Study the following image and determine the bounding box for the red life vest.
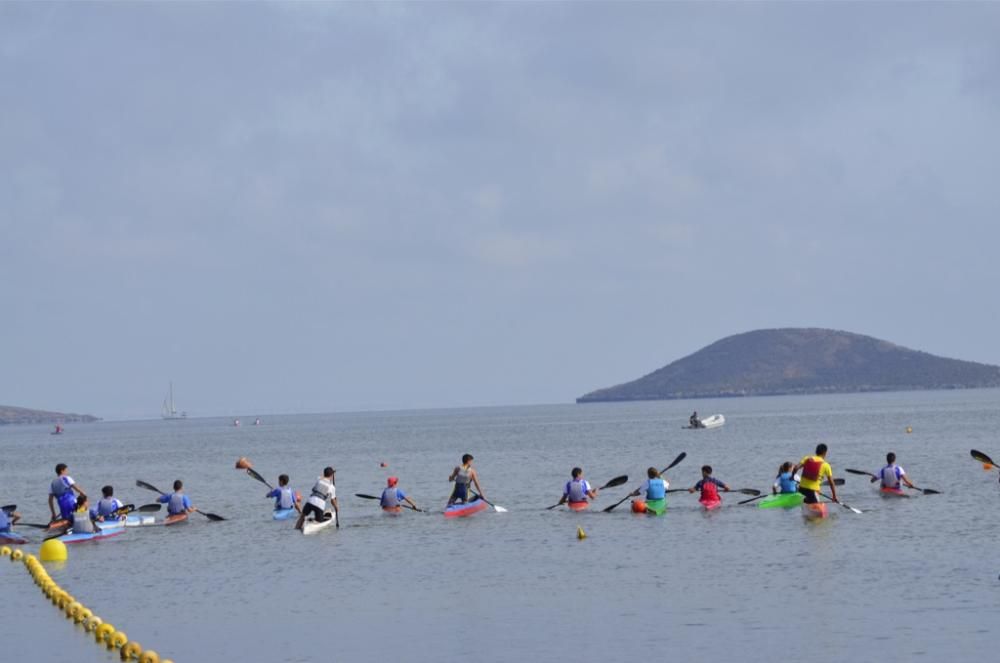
[802,457,823,482]
[701,481,719,501]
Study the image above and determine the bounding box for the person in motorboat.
[267,474,301,512]
[772,462,798,494]
[48,463,86,523]
[689,465,730,503]
[876,452,916,492]
[793,444,838,505]
[92,485,125,522]
[689,412,704,429]
[158,480,196,516]
[557,467,598,508]
[447,454,485,506]
[381,476,420,511]
[295,467,339,530]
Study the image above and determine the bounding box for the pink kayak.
[700,497,722,511]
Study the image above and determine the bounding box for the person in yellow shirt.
[793,443,839,505]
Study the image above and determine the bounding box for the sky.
[2,2,999,419]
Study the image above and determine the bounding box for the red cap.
[387,476,398,487]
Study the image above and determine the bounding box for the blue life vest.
[776,472,798,494]
[381,487,400,508]
[97,498,122,518]
[566,479,589,502]
[167,492,187,515]
[645,478,666,500]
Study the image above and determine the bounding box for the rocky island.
[577,328,1000,403]
[0,404,100,425]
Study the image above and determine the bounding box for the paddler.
[793,443,838,505]
[689,412,702,428]
[266,474,301,512]
[629,467,668,502]
[688,465,730,502]
[557,467,598,508]
[381,477,420,511]
[0,506,21,533]
[70,494,100,534]
[48,463,86,523]
[447,454,485,506]
[772,462,798,494]
[158,480,196,516]
[295,466,339,530]
[92,485,125,522]
[876,452,916,491]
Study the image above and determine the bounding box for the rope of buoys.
[3,550,173,663]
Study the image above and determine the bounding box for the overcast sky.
[2,2,998,419]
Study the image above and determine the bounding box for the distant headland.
[577,328,1000,403]
[0,405,100,425]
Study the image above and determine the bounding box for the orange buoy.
[631,499,647,513]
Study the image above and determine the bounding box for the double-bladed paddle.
[603,452,686,513]
[971,449,999,477]
[738,478,846,506]
[355,493,421,512]
[237,458,303,514]
[472,492,507,513]
[545,474,629,510]
[135,480,226,521]
[819,492,862,514]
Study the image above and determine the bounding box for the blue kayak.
[59,528,125,544]
[273,508,297,520]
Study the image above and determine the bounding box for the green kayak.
[758,492,804,509]
[645,498,667,516]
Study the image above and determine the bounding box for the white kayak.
[685,414,725,429]
[301,512,337,535]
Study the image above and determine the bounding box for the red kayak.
[164,513,189,526]
[567,501,590,512]
[382,506,403,514]
[444,498,489,518]
[801,502,829,520]
[880,487,909,498]
[700,497,722,511]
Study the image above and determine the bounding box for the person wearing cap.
[380,477,420,512]
[447,453,484,506]
[296,466,339,530]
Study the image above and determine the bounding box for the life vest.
[776,472,798,494]
[645,478,666,500]
[381,487,400,508]
[566,479,589,502]
[97,498,122,518]
[801,457,824,482]
[455,465,471,485]
[308,478,335,509]
[880,465,901,489]
[277,487,296,510]
[167,492,187,515]
[72,510,96,534]
[700,480,720,501]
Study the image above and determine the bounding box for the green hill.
[0,404,100,425]
[577,328,1000,403]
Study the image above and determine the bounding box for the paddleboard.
[302,512,336,535]
[0,532,28,544]
[59,528,125,544]
[444,497,489,518]
[273,508,298,520]
[759,492,805,509]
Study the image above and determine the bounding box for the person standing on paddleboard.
[772,462,798,494]
[447,454,485,506]
[267,474,300,512]
[48,463,86,523]
[158,480,197,516]
[876,452,916,491]
[381,477,420,511]
[689,465,730,503]
[557,467,598,508]
[296,467,339,530]
[793,444,838,505]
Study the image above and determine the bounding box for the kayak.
[645,498,667,516]
[382,506,403,514]
[880,487,909,498]
[124,515,156,527]
[567,501,590,512]
[59,528,125,544]
[164,513,189,526]
[684,414,725,429]
[801,502,829,520]
[0,531,27,544]
[700,497,722,511]
[273,508,298,520]
[302,512,336,535]
[444,497,489,519]
[759,492,805,509]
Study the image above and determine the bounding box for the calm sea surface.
[3,390,999,662]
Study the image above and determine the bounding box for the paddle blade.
[599,475,629,490]
[1,504,15,514]
[970,449,995,465]
[246,468,271,487]
[235,456,253,470]
[833,478,846,486]
[355,493,380,500]
[845,468,875,477]
[921,488,941,495]
[662,452,687,473]
[198,511,226,521]
[737,494,767,505]
[136,480,165,495]
[736,488,761,496]
[137,503,162,512]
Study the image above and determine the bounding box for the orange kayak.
[801,502,829,520]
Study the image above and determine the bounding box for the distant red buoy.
[379,462,388,468]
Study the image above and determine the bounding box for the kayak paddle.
[545,474,629,509]
[906,485,941,495]
[735,488,761,496]
[604,453,687,512]
[14,522,53,529]
[970,449,998,471]
[1,504,15,514]
[138,503,162,512]
[472,492,507,513]
[355,493,421,511]
[136,480,226,521]
[819,492,862,514]
[737,494,768,505]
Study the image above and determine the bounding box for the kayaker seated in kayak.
[296,467,339,530]
[92,485,125,522]
[0,507,21,533]
[793,443,838,505]
[71,495,100,534]
[267,474,301,512]
[447,454,485,506]
[558,467,598,507]
[689,412,703,428]
[877,452,916,491]
[381,477,420,511]
[48,462,86,523]
[158,480,196,516]
[689,465,730,503]
[772,462,798,494]
[630,467,669,501]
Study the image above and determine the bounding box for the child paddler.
[158,480,196,516]
[876,452,916,492]
[447,454,485,506]
[0,507,21,534]
[92,485,125,522]
[629,467,668,512]
[381,477,420,511]
[70,494,99,534]
[48,463,86,524]
[689,465,730,506]
[772,462,798,494]
[267,474,301,512]
[557,467,598,508]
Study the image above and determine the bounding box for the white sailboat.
[162,382,187,420]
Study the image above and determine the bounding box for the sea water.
[2,389,998,662]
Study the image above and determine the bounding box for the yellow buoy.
[85,616,103,632]
[121,641,142,660]
[139,651,160,663]
[1,546,11,557]
[39,539,68,562]
[109,630,128,649]
[577,526,586,540]
[905,426,912,434]
[96,622,115,643]
[11,549,23,561]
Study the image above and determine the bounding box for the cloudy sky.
[2,2,998,419]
